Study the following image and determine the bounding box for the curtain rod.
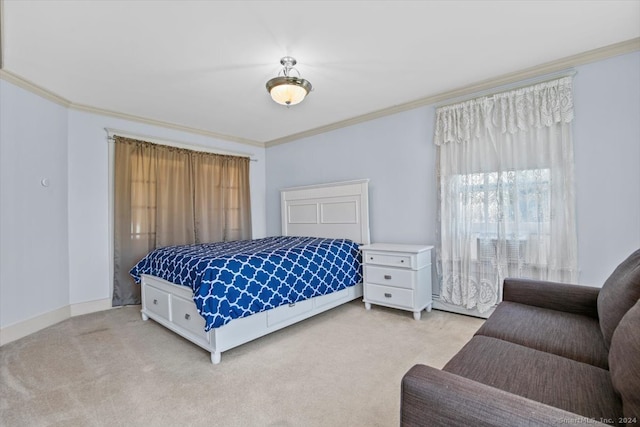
[435,69,577,110]
[104,128,258,162]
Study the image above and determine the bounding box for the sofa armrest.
[401,365,608,427]
[503,278,600,318]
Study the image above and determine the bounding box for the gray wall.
[267,106,437,246]
[1,80,70,326]
[573,51,640,284]
[266,51,640,287]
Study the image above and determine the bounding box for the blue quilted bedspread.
[130,236,362,331]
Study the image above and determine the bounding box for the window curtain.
[434,76,578,313]
[113,136,252,306]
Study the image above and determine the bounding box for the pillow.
[597,249,640,349]
[608,299,640,420]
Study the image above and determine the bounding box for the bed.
[130,179,370,364]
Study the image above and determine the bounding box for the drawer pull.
[153,299,158,305]
[400,260,405,263]
[370,257,374,260]
[289,303,296,307]
[384,293,392,298]
[184,313,190,320]
[384,274,392,280]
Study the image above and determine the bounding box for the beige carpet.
[1,301,484,427]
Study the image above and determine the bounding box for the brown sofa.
[401,249,640,426]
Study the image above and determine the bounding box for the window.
[435,76,578,313]
[130,161,157,241]
[456,168,551,264]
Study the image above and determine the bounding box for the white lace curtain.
[435,76,578,313]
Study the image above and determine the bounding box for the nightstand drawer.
[364,265,415,289]
[364,252,413,268]
[365,284,413,308]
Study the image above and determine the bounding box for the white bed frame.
[140,179,370,364]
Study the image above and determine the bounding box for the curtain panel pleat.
[112,136,251,306]
[434,76,578,314]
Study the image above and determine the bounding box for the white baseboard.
[432,297,494,319]
[0,298,112,346]
[0,306,70,346]
[70,298,113,317]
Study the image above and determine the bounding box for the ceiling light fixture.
[266,56,312,106]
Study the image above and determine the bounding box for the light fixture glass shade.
[266,76,312,106]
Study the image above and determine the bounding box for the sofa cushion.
[475,301,609,369]
[401,365,599,427]
[609,299,640,420]
[444,336,622,423]
[503,278,600,318]
[598,249,640,349]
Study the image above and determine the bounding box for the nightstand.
[360,243,434,320]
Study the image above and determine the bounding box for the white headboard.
[281,179,370,245]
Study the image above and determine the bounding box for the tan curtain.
[193,153,252,243]
[113,136,252,306]
[154,146,195,247]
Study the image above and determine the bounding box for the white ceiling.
[2,1,639,145]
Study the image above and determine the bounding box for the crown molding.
[0,69,73,107]
[2,37,638,149]
[0,69,265,148]
[71,103,265,148]
[265,37,640,147]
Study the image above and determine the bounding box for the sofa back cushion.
[597,249,640,349]
[609,299,640,420]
